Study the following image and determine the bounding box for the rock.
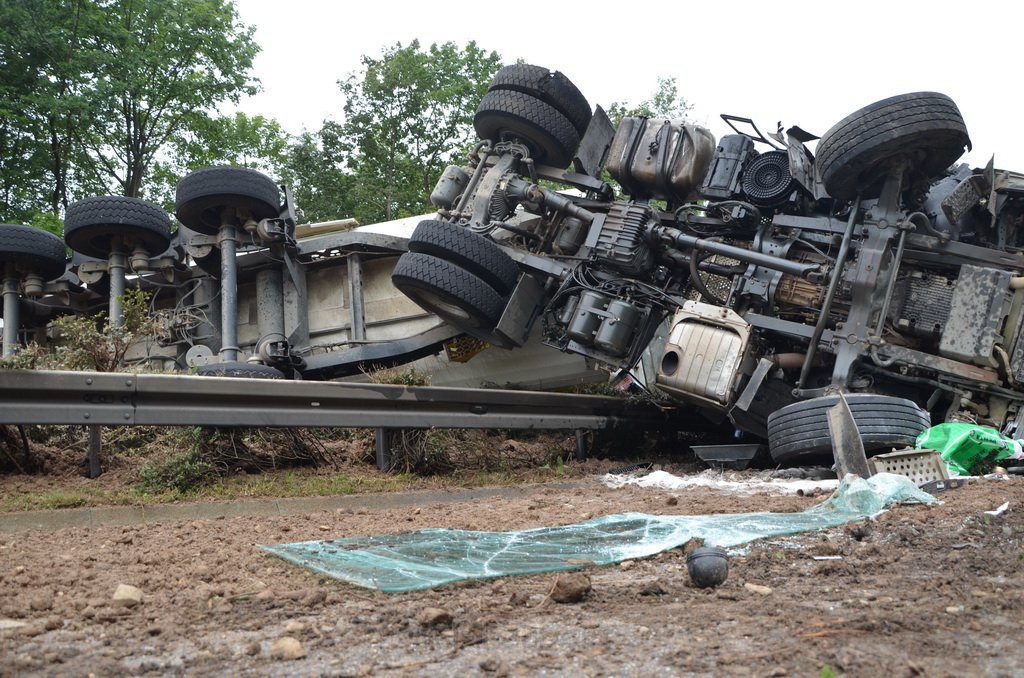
[416,607,453,627]
[28,594,53,612]
[269,636,306,660]
[112,584,143,608]
[244,641,261,656]
[283,620,306,634]
[550,573,591,603]
[479,657,508,673]
[945,605,963,615]
[744,583,773,596]
[619,560,635,571]
[0,619,28,637]
[299,589,326,607]
[639,582,666,596]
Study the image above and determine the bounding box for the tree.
[0,0,260,221]
[278,123,357,225]
[337,40,502,225]
[149,112,291,210]
[606,77,693,125]
[0,0,91,219]
[77,0,260,201]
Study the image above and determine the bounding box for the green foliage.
[335,40,502,225]
[279,125,358,224]
[47,288,157,371]
[150,112,291,210]
[819,666,837,678]
[0,0,260,220]
[606,77,693,125]
[361,364,431,386]
[137,448,215,494]
[28,211,64,239]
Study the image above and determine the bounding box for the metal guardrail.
[0,369,674,432]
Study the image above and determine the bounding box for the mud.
[1,472,1022,676]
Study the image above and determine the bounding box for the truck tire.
[816,92,971,201]
[196,361,284,379]
[64,196,172,259]
[392,252,507,333]
[0,224,67,281]
[176,166,280,235]
[407,220,519,295]
[767,393,931,464]
[487,64,592,137]
[474,90,580,169]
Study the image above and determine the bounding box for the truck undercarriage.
[3,65,1022,466]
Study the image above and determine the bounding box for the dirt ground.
[1,463,1022,677]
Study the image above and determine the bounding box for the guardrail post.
[375,427,391,471]
[575,429,588,461]
[87,425,102,479]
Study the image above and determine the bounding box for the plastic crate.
[868,448,949,486]
[444,336,489,363]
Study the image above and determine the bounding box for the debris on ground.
[261,474,933,592]
[602,469,839,495]
[917,423,1024,476]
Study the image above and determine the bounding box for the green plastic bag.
[915,423,1019,476]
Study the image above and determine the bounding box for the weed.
[46,288,158,372]
[137,449,215,494]
[360,364,430,386]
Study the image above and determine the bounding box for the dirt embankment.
[1,472,1022,676]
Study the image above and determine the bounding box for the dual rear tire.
[391,220,520,347]
[473,64,591,169]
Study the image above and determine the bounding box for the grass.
[0,463,588,513]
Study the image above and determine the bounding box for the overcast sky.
[230,0,1023,172]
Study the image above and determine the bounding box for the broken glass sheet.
[261,473,935,593]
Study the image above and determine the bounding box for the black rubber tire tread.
[816,92,970,200]
[64,196,172,259]
[0,224,67,281]
[474,90,580,168]
[488,64,591,137]
[196,361,284,379]
[407,220,519,295]
[175,166,280,235]
[391,252,506,332]
[767,394,930,463]
[769,409,928,433]
[769,420,927,449]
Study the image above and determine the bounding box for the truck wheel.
[815,92,971,201]
[407,220,519,295]
[64,196,172,259]
[0,224,67,281]
[392,251,507,334]
[767,393,931,464]
[175,166,280,235]
[196,361,284,379]
[474,90,580,169]
[487,64,592,137]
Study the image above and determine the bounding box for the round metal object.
[686,547,729,588]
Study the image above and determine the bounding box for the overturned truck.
[389,65,1024,464]
[2,64,1021,465]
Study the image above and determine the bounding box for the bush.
[137,449,215,494]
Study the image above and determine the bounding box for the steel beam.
[0,369,674,432]
[2,272,19,358]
